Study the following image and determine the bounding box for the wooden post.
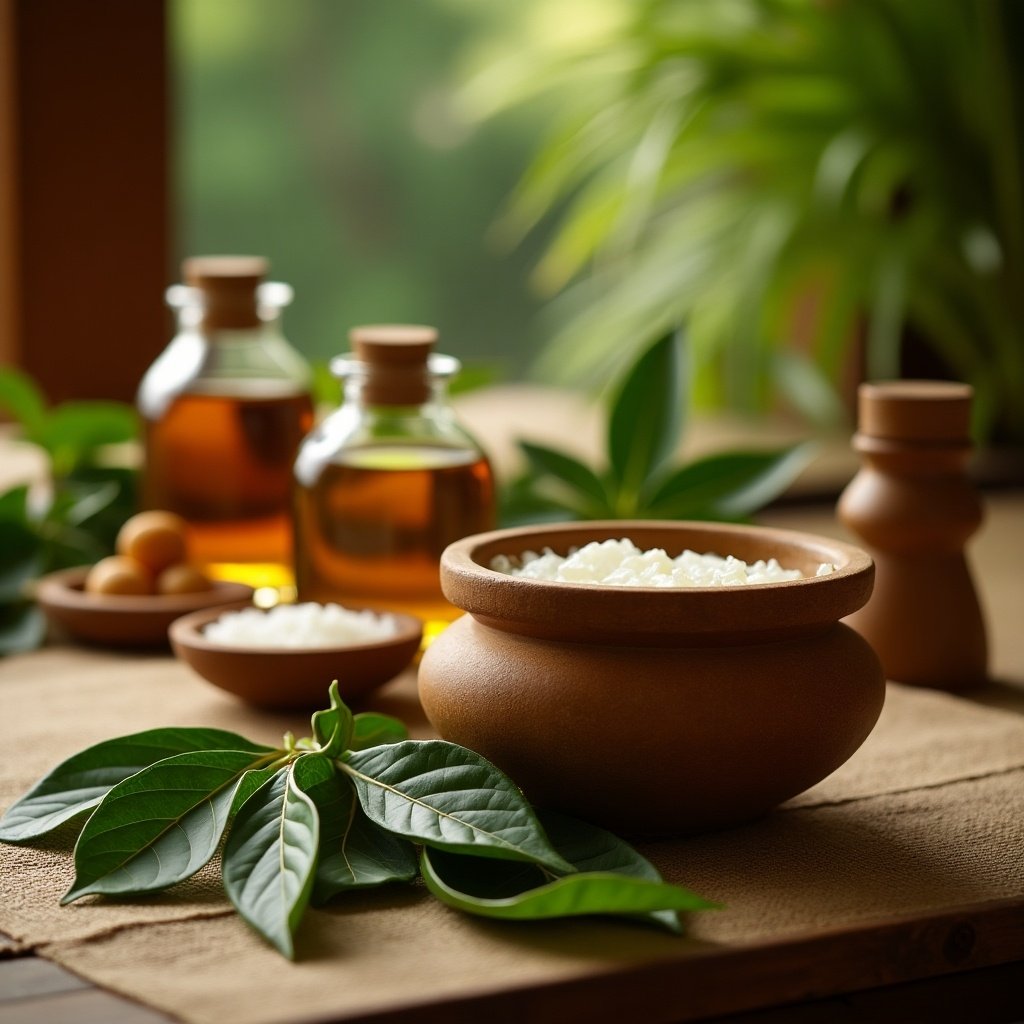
[0,0,170,404]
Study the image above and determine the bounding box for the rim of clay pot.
[440,520,874,646]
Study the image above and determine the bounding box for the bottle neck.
[342,372,451,412]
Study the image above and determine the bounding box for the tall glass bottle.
[293,324,495,625]
[138,257,314,589]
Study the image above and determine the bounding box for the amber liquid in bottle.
[294,444,494,622]
[144,384,314,588]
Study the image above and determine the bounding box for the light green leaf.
[350,712,408,752]
[311,680,353,758]
[35,402,138,474]
[303,768,417,904]
[0,728,275,844]
[607,330,684,509]
[0,369,47,435]
[223,756,322,959]
[62,747,279,902]
[341,741,573,873]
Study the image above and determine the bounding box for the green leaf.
[0,519,43,603]
[643,445,813,519]
[350,712,408,752]
[422,820,713,930]
[223,756,322,959]
[34,402,138,475]
[607,330,684,510]
[517,441,610,516]
[0,484,31,521]
[0,728,275,844]
[341,741,573,873]
[62,747,279,902]
[311,680,353,757]
[539,810,716,932]
[302,767,417,904]
[0,602,46,656]
[0,369,47,435]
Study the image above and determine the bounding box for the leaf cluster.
[0,370,139,654]
[0,682,714,959]
[503,331,812,525]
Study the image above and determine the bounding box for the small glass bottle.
[293,324,495,625]
[837,380,987,691]
[138,256,314,589]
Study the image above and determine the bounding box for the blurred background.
[3,0,1023,448]
[175,0,1024,447]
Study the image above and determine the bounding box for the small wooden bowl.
[420,520,885,837]
[169,603,423,710]
[36,567,253,648]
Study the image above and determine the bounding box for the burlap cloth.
[1,647,1022,1023]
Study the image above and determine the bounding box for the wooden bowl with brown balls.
[418,520,884,838]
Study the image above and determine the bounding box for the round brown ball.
[156,563,212,596]
[85,556,152,596]
[117,511,188,573]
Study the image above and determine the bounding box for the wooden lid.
[348,324,438,405]
[182,256,267,330]
[857,380,973,443]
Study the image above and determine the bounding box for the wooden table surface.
[1,486,1022,1023]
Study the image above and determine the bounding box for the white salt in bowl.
[170,601,423,710]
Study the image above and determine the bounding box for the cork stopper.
[857,380,973,444]
[183,256,267,330]
[348,324,439,405]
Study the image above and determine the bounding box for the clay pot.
[418,521,883,837]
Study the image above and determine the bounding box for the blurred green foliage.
[503,331,811,525]
[174,0,549,376]
[0,371,139,654]
[469,0,1024,442]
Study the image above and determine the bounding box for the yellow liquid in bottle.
[293,444,495,625]
[143,388,314,588]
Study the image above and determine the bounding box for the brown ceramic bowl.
[36,567,253,648]
[419,520,884,837]
[169,602,423,710]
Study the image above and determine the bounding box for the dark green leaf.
[643,445,813,519]
[342,741,573,872]
[0,727,273,844]
[538,810,716,931]
[0,519,43,603]
[422,843,712,929]
[350,712,408,751]
[231,764,287,815]
[0,369,47,435]
[607,330,684,508]
[311,680,353,757]
[518,441,610,515]
[0,485,31,521]
[0,602,46,656]
[62,747,279,902]
[302,767,417,904]
[223,756,321,959]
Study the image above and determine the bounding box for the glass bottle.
[837,380,987,691]
[138,257,314,589]
[293,324,495,626]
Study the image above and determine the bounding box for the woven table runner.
[1,646,1022,1022]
